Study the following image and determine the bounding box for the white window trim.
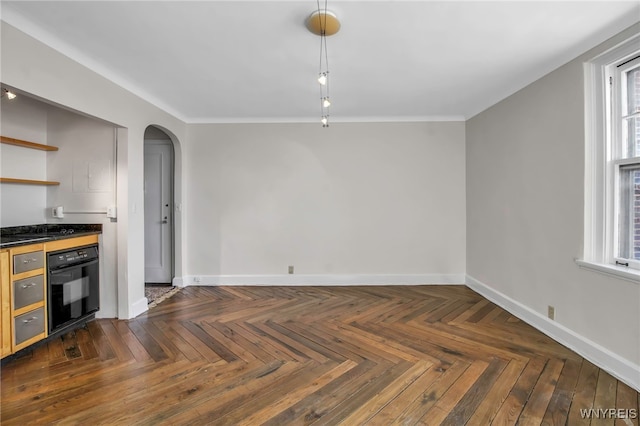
[612,57,640,270]
[581,33,640,283]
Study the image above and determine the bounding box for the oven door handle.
[49,259,99,273]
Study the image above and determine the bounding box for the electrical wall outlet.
[548,305,555,320]
[288,265,294,274]
[106,205,117,218]
[52,206,64,218]
[194,276,202,283]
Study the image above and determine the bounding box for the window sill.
[575,259,640,284]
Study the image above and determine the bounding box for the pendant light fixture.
[306,3,340,127]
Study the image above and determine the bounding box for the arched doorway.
[144,126,175,284]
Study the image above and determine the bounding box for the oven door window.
[49,260,99,332]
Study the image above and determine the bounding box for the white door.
[144,140,173,283]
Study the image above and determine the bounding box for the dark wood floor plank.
[242,320,309,362]
[339,359,433,424]
[567,360,601,425]
[401,320,529,364]
[215,321,279,364]
[126,319,168,362]
[221,360,357,425]
[3,358,188,424]
[417,359,490,424]
[86,319,116,361]
[168,320,223,363]
[142,360,304,425]
[615,380,640,426]
[1,285,637,425]
[262,359,378,425]
[308,320,420,367]
[46,333,66,365]
[98,319,135,362]
[541,357,582,426]
[55,360,227,425]
[264,319,341,363]
[365,361,445,424]
[466,358,528,425]
[349,320,461,365]
[518,357,565,425]
[440,357,508,424]
[112,319,152,362]
[309,360,414,426]
[201,320,260,363]
[392,360,471,425]
[180,320,238,362]
[491,357,548,424]
[591,369,619,426]
[154,319,204,362]
[328,321,426,363]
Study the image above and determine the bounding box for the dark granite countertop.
[0,224,102,248]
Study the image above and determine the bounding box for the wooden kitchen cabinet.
[0,236,100,357]
[9,243,47,353]
[0,250,11,358]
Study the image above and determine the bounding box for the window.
[582,35,640,281]
[611,56,640,269]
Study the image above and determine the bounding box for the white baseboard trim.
[172,276,185,288]
[179,273,465,287]
[466,274,640,392]
[130,296,149,319]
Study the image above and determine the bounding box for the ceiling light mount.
[305,10,340,36]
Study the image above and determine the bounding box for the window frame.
[610,56,640,270]
[581,34,640,282]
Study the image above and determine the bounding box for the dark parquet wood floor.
[1,285,638,425]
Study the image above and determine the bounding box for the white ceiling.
[2,1,639,123]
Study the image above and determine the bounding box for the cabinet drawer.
[13,251,44,274]
[14,307,45,345]
[13,275,44,310]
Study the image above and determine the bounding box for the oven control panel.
[48,246,98,269]
[55,250,89,263]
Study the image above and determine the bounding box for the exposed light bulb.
[318,73,327,85]
[3,89,16,100]
[322,97,331,108]
[321,116,328,126]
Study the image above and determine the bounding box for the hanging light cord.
[317,0,330,126]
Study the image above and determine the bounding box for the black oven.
[47,245,100,335]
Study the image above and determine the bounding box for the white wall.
[1,21,187,318]
[0,95,49,226]
[46,107,118,318]
[185,122,466,281]
[466,24,640,386]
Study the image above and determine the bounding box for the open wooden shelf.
[1,135,59,186]
[0,178,60,186]
[0,136,58,151]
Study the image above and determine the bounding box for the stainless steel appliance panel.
[13,251,44,274]
[14,307,45,345]
[13,275,44,310]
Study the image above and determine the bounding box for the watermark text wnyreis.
[580,408,638,419]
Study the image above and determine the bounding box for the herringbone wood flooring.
[1,286,638,425]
